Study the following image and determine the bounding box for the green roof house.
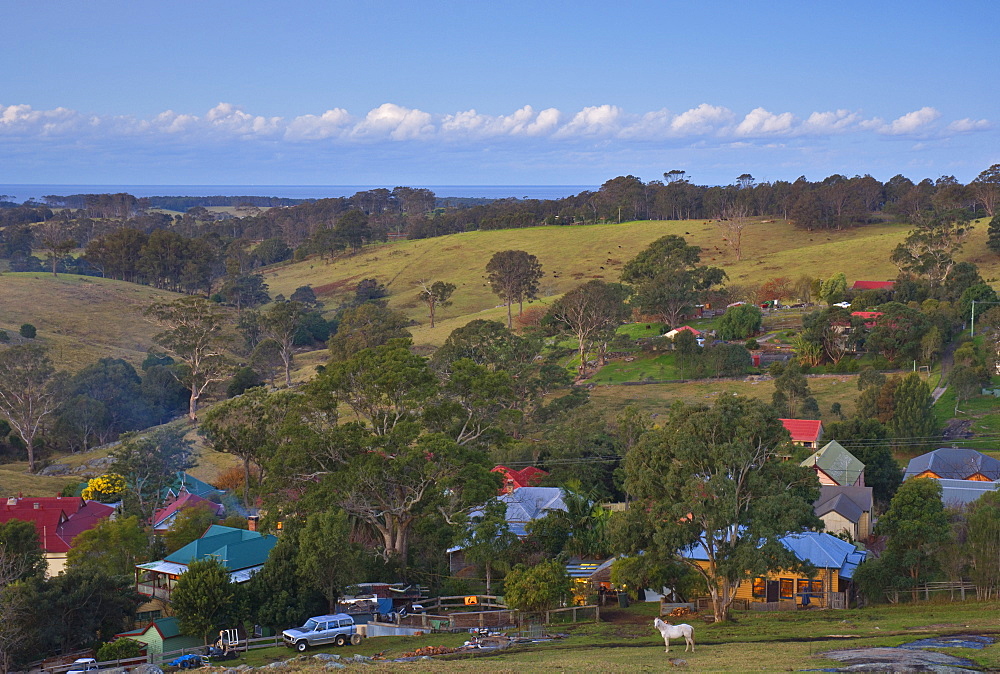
[800,440,865,487]
[114,616,202,656]
[136,525,277,603]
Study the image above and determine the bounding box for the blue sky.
[2,1,997,187]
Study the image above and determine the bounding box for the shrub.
[0,330,8,343]
[97,638,142,660]
[19,323,36,339]
[503,559,574,612]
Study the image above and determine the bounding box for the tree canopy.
[621,395,821,622]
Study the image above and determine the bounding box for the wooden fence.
[694,592,846,614]
[885,581,978,604]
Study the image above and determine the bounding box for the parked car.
[282,613,363,652]
[67,659,98,674]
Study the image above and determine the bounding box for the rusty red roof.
[779,418,824,443]
[851,281,895,290]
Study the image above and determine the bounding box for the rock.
[314,653,341,661]
[38,463,70,476]
[668,659,687,667]
[352,654,373,664]
[131,666,165,674]
[324,664,346,670]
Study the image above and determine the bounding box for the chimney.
[6,498,16,506]
[33,502,40,510]
[247,515,259,532]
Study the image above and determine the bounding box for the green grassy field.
[181,600,1000,672]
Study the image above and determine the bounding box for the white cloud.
[946,117,991,133]
[0,101,991,148]
[735,108,797,136]
[670,104,736,136]
[352,103,434,140]
[798,109,861,135]
[554,105,623,138]
[285,108,353,140]
[879,106,941,135]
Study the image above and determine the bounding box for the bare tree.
[550,280,630,377]
[718,202,751,261]
[0,344,59,473]
[260,301,305,387]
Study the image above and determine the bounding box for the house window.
[797,579,823,596]
[752,577,766,598]
[779,578,794,599]
[136,610,162,624]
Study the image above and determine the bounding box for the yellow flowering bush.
[81,473,127,502]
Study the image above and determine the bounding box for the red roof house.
[0,496,115,575]
[851,281,895,291]
[492,466,548,494]
[151,492,225,533]
[779,419,825,449]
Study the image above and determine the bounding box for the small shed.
[114,617,202,656]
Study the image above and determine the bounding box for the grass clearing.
[178,600,1000,672]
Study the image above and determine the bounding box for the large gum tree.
[622,395,821,622]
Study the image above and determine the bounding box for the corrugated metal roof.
[780,419,823,443]
[904,449,1000,481]
[802,441,865,486]
[682,531,866,579]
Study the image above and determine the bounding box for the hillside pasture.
[0,273,178,370]
[264,218,998,353]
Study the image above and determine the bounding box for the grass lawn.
[186,600,1000,672]
[588,374,862,422]
[588,353,682,384]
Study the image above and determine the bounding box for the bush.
[717,304,763,340]
[19,323,36,338]
[96,638,142,660]
[504,560,574,612]
[0,330,8,343]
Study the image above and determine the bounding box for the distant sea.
[0,184,594,203]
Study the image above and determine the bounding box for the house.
[151,492,225,533]
[904,447,1000,481]
[448,486,567,574]
[112,617,202,657]
[491,465,548,494]
[851,281,895,291]
[813,486,873,541]
[780,419,824,449]
[682,531,866,606]
[851,311,883,327]
[0,496,115,576]
[664,326,705,347]
[934,479,1000,507]
[800,440,865,486]
[135,525,277,607]
[164,472,224,501]
[903,448,1000,505]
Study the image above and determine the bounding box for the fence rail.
[885,581,978,603]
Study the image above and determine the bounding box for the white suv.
[282,613,362,652]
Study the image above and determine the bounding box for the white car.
[67,659,98,674]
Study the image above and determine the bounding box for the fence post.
[595,605,600,622]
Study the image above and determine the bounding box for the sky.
[1,0,998,187]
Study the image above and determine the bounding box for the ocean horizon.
[0,184,595,203]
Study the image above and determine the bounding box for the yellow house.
[682,532,865,607]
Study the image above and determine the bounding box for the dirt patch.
[941,419,973,441]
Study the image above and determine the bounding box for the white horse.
[653,617,695,653]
